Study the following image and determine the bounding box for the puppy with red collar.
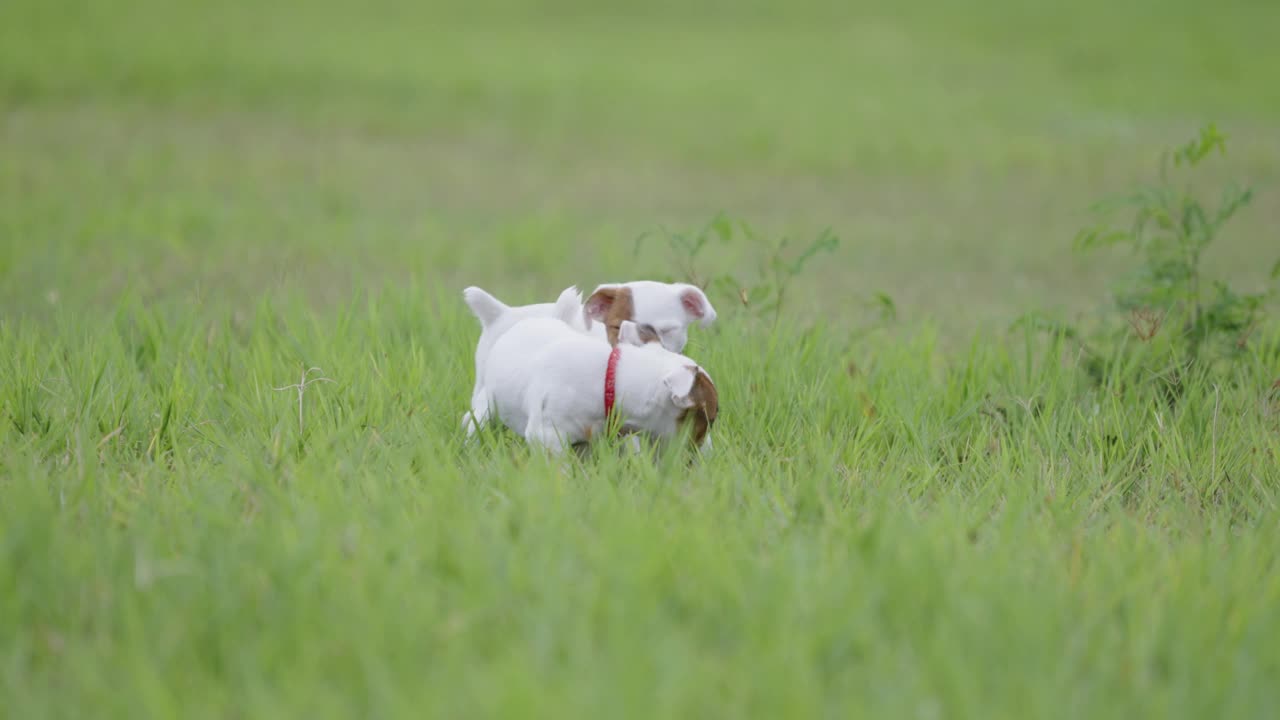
[463,286,717,453]
[462,282,716,438]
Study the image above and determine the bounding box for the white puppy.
[463,286,718,453]
[462,281,716,437]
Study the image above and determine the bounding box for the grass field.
[3,0,1280,717]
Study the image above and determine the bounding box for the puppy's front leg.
[464,389,493,441]
[524,421,569,454]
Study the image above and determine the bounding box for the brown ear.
[691,369,718,425]
[584,286,621,323]
[585,285,635,345]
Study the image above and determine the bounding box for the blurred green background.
[3,0,1277,326]
[4,4,1280,717]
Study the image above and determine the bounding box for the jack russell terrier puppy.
[463,286,718,453]
[463,281,716,437]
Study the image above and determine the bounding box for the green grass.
[4,301,1279,717]
[3,0,1280,717]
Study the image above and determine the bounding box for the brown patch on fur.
[677,368,718,447]
[585,286,636,345]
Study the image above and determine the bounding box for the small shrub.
[1020,125,1278,399]
[635,213,894,333]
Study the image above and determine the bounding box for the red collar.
[604,345,623,419]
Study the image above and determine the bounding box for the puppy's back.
[487,317,585,374]
[484,316,606,424]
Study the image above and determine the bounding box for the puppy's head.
[584,282,716,353]
[664,365,718,449]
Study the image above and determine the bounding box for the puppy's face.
[664,365,718,449]
[584,282,715,353]
[618,321,717,450]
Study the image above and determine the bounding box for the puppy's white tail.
[552,285,584,328]
[462,286,509,328]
